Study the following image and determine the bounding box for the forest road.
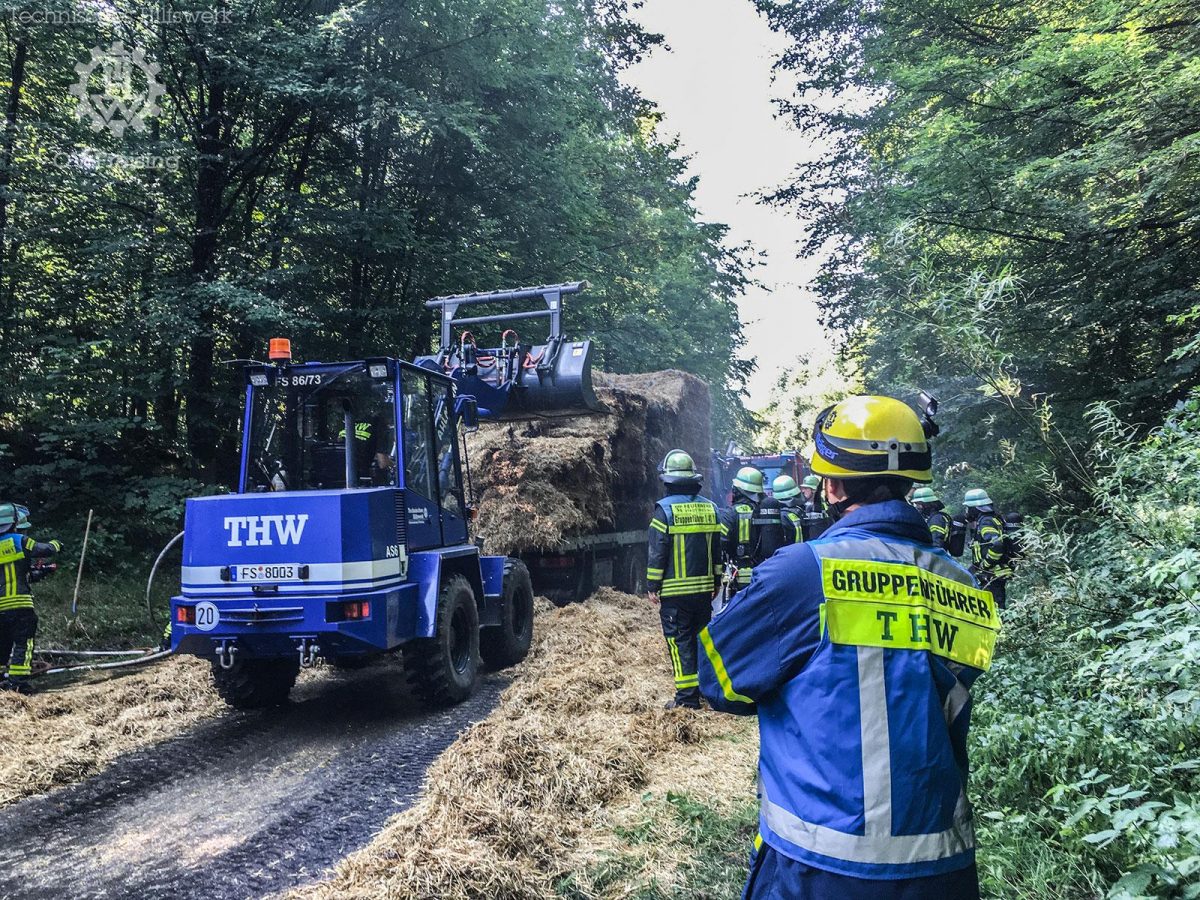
[0,663,506,900]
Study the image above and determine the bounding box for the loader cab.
[238,358,468,549]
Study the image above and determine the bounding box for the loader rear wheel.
[210,657,299,709]
[406,575,480,706]
[481,559,534,670]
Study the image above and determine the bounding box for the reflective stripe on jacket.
[1,534,39,611]
[927,510,952,549]
[697,500,1000,880]
[971,513,1011,578]
[647,493,722,598]
[780,505,804,545]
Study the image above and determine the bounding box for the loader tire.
[406,575,480,706]
[211,657,299,709]
[481,559,534,670]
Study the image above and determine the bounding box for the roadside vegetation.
[970,399,1200,898]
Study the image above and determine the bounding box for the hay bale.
[467,371,712,555]
[289,587,738,900]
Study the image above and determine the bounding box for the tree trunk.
[186,81,227,474]
[0,39,27,368]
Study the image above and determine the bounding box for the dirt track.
[0,664,506,900]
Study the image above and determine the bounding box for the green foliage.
[755,350,862,452]
[34,569,172,650]
[559,788,758,899]
[755,0,1200,508]
[0,0,752,553]
[971,395,1200,898]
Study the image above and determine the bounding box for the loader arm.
[414,281,605,420]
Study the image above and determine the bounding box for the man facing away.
[698,396,1000,900]
[645,450,722,709]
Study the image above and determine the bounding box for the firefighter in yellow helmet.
[698,397,995,900]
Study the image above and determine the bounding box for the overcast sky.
[622,0,833,410]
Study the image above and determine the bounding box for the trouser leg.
[986,577,1007,610]
[0,610,14,679]
[4,609,37,690]
[660,596,710,706]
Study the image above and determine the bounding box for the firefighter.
[0,503,62,694]
[798,474,821,511]
[720,467,766,593]
[646,450,723,710]
[771,475,805,545]
[756,490,788,561]
[912,486,953,552]
[964,488,1011,610]
[698,396,997,900]
[798,474,830,541]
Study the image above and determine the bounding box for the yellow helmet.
[810,396,933,483]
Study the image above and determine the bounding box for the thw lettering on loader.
[224,514,310,547]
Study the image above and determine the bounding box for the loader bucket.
[417,282,606,421]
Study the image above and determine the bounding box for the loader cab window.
[243,364,397,492]
[400,369,466,543]
[432,381,465,522]
[401,372,435,501]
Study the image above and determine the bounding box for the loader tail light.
[177,605,196,625]
[328,600,371,622]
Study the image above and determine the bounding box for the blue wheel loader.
[170,343,537,709]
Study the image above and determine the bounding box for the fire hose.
[27,531,185,681]
[146,530,185,629]
[38,649,172,677]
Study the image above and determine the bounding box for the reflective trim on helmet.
[813,426,931,476]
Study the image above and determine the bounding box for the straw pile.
[290,587,757,900]
[467,371,713,555]
[0,658,224,807]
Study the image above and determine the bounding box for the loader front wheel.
[211,657,299,709]
[406,575,480,706]
[481,559,534,670]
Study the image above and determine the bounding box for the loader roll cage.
[237,359,467,532]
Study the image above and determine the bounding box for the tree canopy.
[0,0,751,555]
[756,0,1200,508]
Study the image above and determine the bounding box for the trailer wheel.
[572,553,594,604]
[210,657,299,709]
[481,559,534,670]
[616,544,647,595]
[406,574,480,705]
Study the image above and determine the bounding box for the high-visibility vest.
[646,494,723,598]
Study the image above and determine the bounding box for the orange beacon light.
[268,338,292,361]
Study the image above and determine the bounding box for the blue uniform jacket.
[698,500,996,881]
